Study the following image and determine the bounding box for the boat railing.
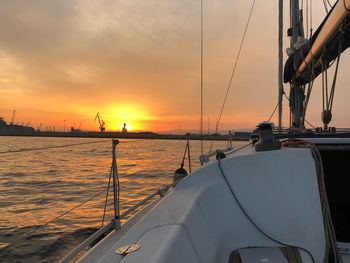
[61,138,187,262]
[1,138,178,262]
[1,136,248,262]
[60,182,175,263]
[200,141,253,163]
[63,138,252,262]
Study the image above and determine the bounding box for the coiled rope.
[282,139,342,262]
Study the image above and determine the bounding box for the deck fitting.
[255,122,281,152]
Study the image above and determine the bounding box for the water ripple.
[0,137,245,262]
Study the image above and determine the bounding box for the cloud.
[1,0,348,131]
[0,0,279,130]
[0,1,199,92]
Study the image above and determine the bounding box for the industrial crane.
[95,113,106,132]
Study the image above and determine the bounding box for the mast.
[278,0,283,132]
[285,0,350,130]
[289,0,304,129]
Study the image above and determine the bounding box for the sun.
[104,104,152,131]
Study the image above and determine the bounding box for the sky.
[0,0,349,133]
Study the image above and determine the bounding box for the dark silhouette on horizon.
[122,123,128,133]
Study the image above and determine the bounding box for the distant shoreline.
[0,131,251,141]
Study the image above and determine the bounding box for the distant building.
[70,127,82,133]
[0,117,7,127]
[0,117,35,134]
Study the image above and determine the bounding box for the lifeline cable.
[0,139,143,155]
[3,189,106,250]
[225,141,253,156]
[0,140,109,155]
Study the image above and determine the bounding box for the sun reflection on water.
[0,137,246,262]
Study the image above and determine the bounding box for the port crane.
[95,113,105,132]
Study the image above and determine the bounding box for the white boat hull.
[79,146,326,263]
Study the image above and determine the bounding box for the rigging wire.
[200,0,204,157]
[278,0,283,131]
[320,27,344,130]
[305,119,316,129]
[283,93,316,129]
[326,0,333,9]
[214,0,255,132]
[328,31,344,111]
[1,138,146,251]
[304,0,315,38]
[310,0,313,36]
[209,0,256,154]
[301,60,315,126]
[322,0,329,13]
[0,139,142,155]
[306,0,309,38]
[180,139,191,171]
[267,101,280,122]
[102,165,113,227]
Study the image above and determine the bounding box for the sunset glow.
[0,0,349,132]
[103,105,151,131]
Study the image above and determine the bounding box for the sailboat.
[62,0,350,262]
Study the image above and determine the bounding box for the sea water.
[0,136,246,262]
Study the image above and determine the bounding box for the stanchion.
[112,139,121,230]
